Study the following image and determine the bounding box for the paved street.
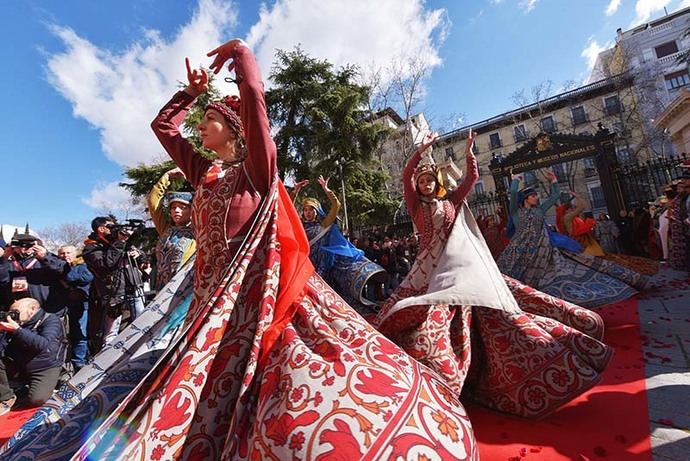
[638,267,690,460]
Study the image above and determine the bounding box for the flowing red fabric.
[259,182,315,362]
[572,216,597,237]
[471,298,652,460]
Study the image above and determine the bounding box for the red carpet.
[0,407,37,446]
[470,297,652,460]
[0,299,652,456]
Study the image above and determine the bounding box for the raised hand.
[317,175,331,192]
[184,57,209,97]
[207,39,246,75]
[167,167,186,180]
[294,179,310,191]
[543,169,558,183]
[465,128,476,155]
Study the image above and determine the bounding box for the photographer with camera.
[0,297,67,415]
[0,229,68,316]
[57,245,93,371]
[83,217,146,353]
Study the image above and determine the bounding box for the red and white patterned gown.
[66,45,479,460]
[375,145,613,419]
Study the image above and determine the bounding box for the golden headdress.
[413,157,447,199]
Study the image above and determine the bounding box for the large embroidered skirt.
[375,275,613,420]
[1,188,478,461]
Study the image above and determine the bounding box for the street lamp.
[334,158,349,235]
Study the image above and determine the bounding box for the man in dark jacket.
[58,245,93,370]
[82,217,145,353]
[0,297,66,414]
[0,231,68,315]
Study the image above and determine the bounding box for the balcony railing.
[658,50,684,66]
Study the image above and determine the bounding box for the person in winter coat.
[0,298,67,414]
[58,246,93,371]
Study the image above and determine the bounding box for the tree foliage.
[267,47,397,227]
[120,75,221,200]
[122,50,399,227]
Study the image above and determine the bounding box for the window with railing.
[474,181,485,196]
[604,95,622,116]
[540,115,556,133]
[665,71,690,91]
[514,124,528,142]
[571,106,588,126]
[489,132,502,149]
[445,146,456,160]
[655,41,678,59]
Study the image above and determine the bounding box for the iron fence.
[614,153,688,210]
[467,191,508,219]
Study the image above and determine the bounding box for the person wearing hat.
[0,227,68,315]
[147,168,196,291]
[5,38,480,461]
[292,175,387,308]
[374,130,612,419]
[498,167,647,307]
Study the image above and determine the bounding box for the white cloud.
[82,181,144,218]
[630,0,673,27]
[246,0,448,85]
[45,0,238,167]
[581,36,612,72]
[519,0,539,12]
[606,0,622,15]
[679,0,690,8]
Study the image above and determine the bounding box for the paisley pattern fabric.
[1,42,479,457]
[498,206,648,308]
[0,182,479,461]
[668,195,689,270]
[304,220,386,307]
[376,194,612,419]
[154,225,195,290]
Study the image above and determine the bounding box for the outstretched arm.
[148,170,173,236]
[508,177,520,215]
[208,40,276,194]
[318,175,341,228]
[289,179,309,204]
[151,60,212,188]
[448,129,479,207]
[403,133,437,217]
[538,169,560,213]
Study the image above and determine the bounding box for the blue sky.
[2,0,687,232]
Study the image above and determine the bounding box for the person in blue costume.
[497,170,648,308]
[292,175,386,309]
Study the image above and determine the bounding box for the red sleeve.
[151,91,211,189]
[448,152,479,207]
[233,45,277,194]
[403,144,426,223]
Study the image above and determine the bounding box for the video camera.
[111,218,146,235]
[0,310,20,322]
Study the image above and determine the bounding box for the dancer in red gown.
[38,40,474,460]
[375,131,612,419]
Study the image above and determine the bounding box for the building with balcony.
[591,5,690,157]
[433,72,648,216]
